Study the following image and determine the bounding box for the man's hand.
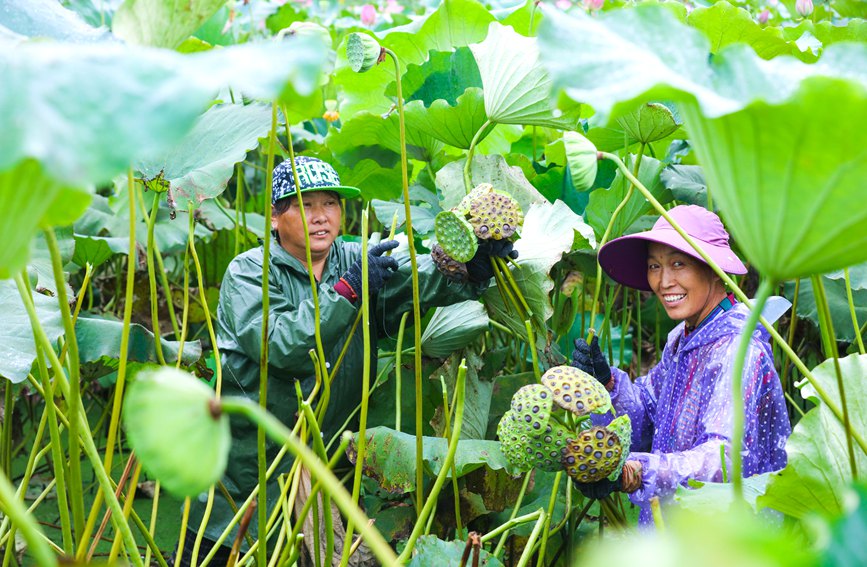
[571,335,612,387]
[335,240,400,302]
[465,239,518,283]
[574,460,642,499]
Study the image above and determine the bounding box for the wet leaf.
[0,279,63,384]
[112,0,225,49]
[437,154,547,214]
[782,270,867,343]
[405,88,493,150]
[421,300,489,359]
[408,535,504,566]
[659,164,708,208]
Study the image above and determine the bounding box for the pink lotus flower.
[360,4,377,26]
[758,8,770,24]
[556,0,571,9]
[384,0,404,14]
[795,0,813,17]
[584,0,604,10]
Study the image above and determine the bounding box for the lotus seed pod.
[497,410,535,471]
[540,365,612,416]
[466,188,523,240]
[510,384,555,434]
[123,367,231,497]
[606,414,633,481]
[563,131,598,192]
[529,419,573,472]
[346,32,383,73]
[561,426,622,483]
[434,210,478,262]
[456,183,494,215]
[431,243,469,283]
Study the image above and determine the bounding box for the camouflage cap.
[272,156,361,203]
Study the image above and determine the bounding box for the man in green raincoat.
[181,156,515,564]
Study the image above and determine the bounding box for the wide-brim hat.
[597,204,747,291]
[272,155,361,203]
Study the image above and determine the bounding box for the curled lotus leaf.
[615,102,680,144]
[563,131,599,192]
[434,210,478,262]
[562,426,622,483]
[540,365,612,416]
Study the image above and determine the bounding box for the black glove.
[465,240,519,283]
[573,476,620,500]
[336,240,399,302]
[571,335,612,387]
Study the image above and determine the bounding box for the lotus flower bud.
[584,0,604,10]
[796,0,813,17]
[286,21,332,48]
[384,0,403,14]
[563,131,599,192]
[758,8,770,24]
[360,4,377,26]
[346,32,383,73]
[323,99,339,123]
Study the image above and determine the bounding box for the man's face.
[271,191,342,264]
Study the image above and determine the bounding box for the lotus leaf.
[563,131,598,192]
[404,89,494,150]
[0,0,114,43]
[420,300,489,358]
[615,102,680,145]
[112,0,226,49]
[0,279,63,384]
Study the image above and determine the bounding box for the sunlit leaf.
[761,354,867,519]
[112,0,225,49]
[436,154,547,214]
[0,279,63,384]
[390,47,481,106]
[470,22,579,129]
[72,234,129,268]
[687,1,800,61]
[409,535,504,566]
[404,88,493,150]
[615,102,680,145]
[0,0,114,42]
[326,110,443,164]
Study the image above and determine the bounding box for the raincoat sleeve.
[219,254,358,376]
[627,334,769,507]
[608,361,667,452]
[373,252,487,335]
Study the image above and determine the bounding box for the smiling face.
[646,242,727,328]
[271,190,341,267]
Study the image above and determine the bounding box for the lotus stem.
[107,461,143,563]
[534,472,562,567]
[397,361,468,562]
[175,498,191,567]
[144,191,167,365]
[463,119,494,193]
[491,471,533,556]
[599,151,867,456]
[143,481,162,567]
[395,312,409,431]
[844,268,865,354]
[496,257,532,318]
[87,452,135,561]
[298,386,335,564]
[515,509,547,567]
[525,320,541,380]
[650,496,665,531]
[439,376,463,534]
[176,218,192,369]
[0,469,57,567]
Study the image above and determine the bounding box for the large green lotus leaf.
[421,300,489,359]
[0,160,91,279]
[404,88,494,150]
[388,47,482,106]
[687,1,801,61]
[470,22,580,130]
[0,37,324,185]
[347,426,515,494]
[436,154,547,214]
[326,111,443,165]
[332,159,404,202]
[820,484,867,567]
[123,366,229,497]
[409,536,504,567]
[782,267,867,343]
[584,155,670,241]
[760,354,867,519]
[112,0,225,49]
[136,103,273,210]
[371,186,441,235]
[0,279,63,384]
[483,200,595,338]
[29,227,75,297]
[0,0,114,43]
[76,314,202,369]
[782,19,867,48]
[615,102,680,145]
[334,0,494,116]
[659,164,708,208]
[673,473,771,514]
[71,235,128,269]
[431,349,491,441]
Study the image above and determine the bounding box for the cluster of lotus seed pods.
[497,365,632,483]
[432,183,523,280]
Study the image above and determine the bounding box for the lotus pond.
[1,0,867,565]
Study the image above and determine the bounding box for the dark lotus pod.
[510,384,555,434]
[434,210,478,262]
[497,409,535,472]
[540,365,612,417]
[561,426,622,483]
[431,243,468,282]
[467,189,523,241]
[606,414,633,481]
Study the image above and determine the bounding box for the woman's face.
[646,242,726,328]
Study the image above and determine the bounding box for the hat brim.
[277,185,362,201]
[598,227,747,291]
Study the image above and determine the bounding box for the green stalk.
[176,215,192,369]
[340,208,373,567]
[107,461,143,562]
[463,119,494,193]
[515,510,547,567]
[383,47,426,517]
[650,496,665,530]
[143,481,161,567]
[298,397,335,566]
[219,397,398,565]
[80,168,138,557]
[439,376,463,535]
[0,384,10,478]
[396,360,468,562]
[256,103,279,567]
[599,151,867,456]
[812,275,858,479]
[144,191,167,365]
[395,312,409,431]
[0,469,57,567]
[525,320,541,380]
[496,257,532,318]
[844,268,865,354]
[534,472,562,567]
[781,278,800,392]
[729,277,774,503]
[43,228,85,543]
[491,471,533,556]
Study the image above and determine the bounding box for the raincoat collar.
[668,302,769,355]
[268,235,344,281]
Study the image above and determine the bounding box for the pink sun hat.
[597,205,747,291]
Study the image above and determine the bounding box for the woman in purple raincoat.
[571,205,790,525]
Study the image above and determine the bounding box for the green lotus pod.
[434,210,478,263]
[287,21,332,48]
[456,183,494,215]
[497,409,535,471]
[616,102,680,144]
[430,243,468,283]
[467,189,523,240]
[510,384,555,434]
[540,365,612,416]
[123,367,230,498]
[527,419,572,472]
[563,131,598,192]
[561,426,622,483]
[346,32,383,73]
[606,414,633,481]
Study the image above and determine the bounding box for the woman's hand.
[571,335,612,388]
[620,460,642,493]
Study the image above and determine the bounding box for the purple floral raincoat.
[608,302,790,524]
